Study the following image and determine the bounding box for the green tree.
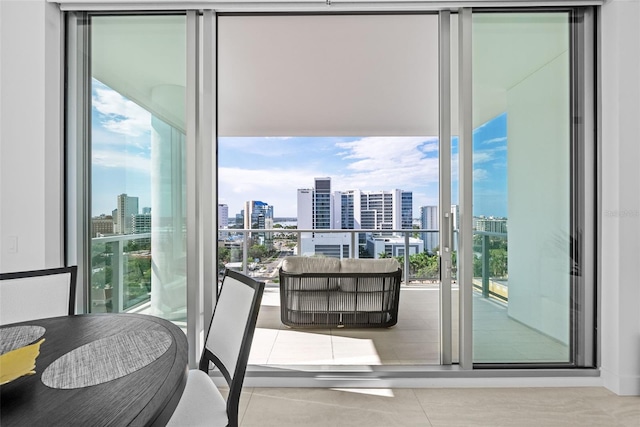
[490,248,508,277]
[248,244,268,261]
[125,240,140,252]
[218,247,231,271]
[474,255,482,277]
[405,252,440,280]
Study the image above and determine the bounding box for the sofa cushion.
[339,258,400,274]
[281,256,341,274]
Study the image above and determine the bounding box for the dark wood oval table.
[0,313,188,426]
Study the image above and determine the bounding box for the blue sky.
[92,80,152,216]
[91,79,507,219]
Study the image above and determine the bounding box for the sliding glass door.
[470,10,595,365]
[69,14,188,321]
[67,7,595,371]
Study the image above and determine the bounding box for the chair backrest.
[200,269,264,427]
[0,266,77,325]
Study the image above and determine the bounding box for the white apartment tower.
[298,180,413,232]
[218,204,229,229]
[115,193,139,234]
[356,189,411,231]
[297,188,313,231]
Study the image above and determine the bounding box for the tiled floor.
[234,386,640,426]
[250,283,568,366]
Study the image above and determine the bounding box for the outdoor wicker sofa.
[278,256,402,328]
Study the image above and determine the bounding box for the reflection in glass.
[472,12,571,363]
[89,15,187,322]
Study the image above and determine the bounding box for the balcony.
[91,232,152,313]
[91,228,568,365]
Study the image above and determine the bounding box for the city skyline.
[91,79,508,219]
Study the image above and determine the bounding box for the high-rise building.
[115,194,139,234]
[298,179,413,231]
[132,213,151,234]
[421,205,439,254]
[296,189,313,231]
[234,212,243,228]
[218,204,229,229]
[476,217,508,234]
[297,178,413,258]
[242,200,274,247]
[356,189,411,231]
[313,177,332,230]
[401,190,413,230]
[339,191,356,229]
[112,208,118,232]
[243,200,274,230]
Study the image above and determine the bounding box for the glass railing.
[219,228,507,301]
[472,230,508,301]
[217,228,443,284]
[90,233,152,313]
[90,228,506,315]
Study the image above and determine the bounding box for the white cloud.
[219,136,443,216]
[474,168,489,181]
[219,166,325,216]
[333,136,439,190]
[93,87,151,138]
[482,136,507,145]
[93,150,151,174]
[473,151,494,164]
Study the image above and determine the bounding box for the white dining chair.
[167,269,265,427]
[0,266,77,325]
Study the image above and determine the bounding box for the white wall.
[599,0,640,396]
[507,51,571,344]
[0,0,63,273]
[1,0,639,396]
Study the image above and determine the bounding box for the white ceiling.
[91,15,187,131]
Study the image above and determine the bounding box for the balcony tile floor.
[232,386,640,426]
[250,284,569,366]
[230,282,627,426]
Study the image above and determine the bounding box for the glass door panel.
[471,12,572,363]
[89,15,187,322]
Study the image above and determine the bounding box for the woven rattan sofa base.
[279,269,402,328]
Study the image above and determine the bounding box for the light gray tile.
[249,285,581,368]
[583,394,640,427]
[413,388,622,427]
[236,387,635,427]
[241,388,431,426]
